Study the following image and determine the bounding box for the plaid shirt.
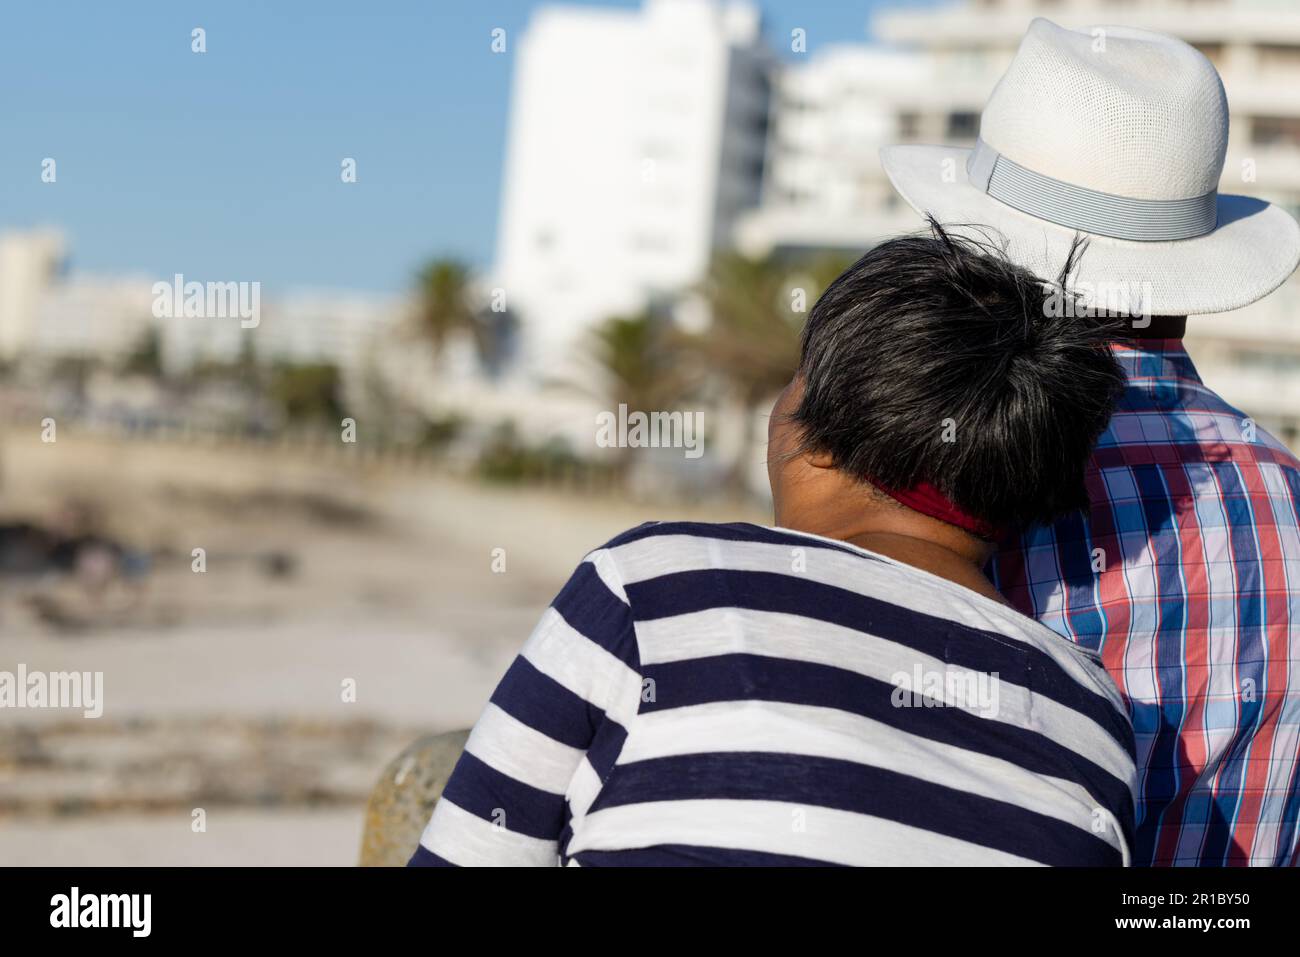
[991,340,1300,866]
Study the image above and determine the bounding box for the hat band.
[966,138,1218,242]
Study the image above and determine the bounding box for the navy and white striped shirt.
[411,522,1137,866]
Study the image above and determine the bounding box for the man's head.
[879,19,1300,318]
[767,221,1129,547]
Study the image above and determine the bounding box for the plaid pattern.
[991,340,1300,866]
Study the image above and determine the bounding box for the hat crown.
[979,18,1228,201]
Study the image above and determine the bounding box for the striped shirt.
[992,339,1300,866]
[411,522,1136,866]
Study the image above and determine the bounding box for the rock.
[358,729,470,867]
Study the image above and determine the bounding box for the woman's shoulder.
[594,521,873,560]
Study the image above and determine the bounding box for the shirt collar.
[1109,338,1203,386]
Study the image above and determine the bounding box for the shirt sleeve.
[409,548,640,866]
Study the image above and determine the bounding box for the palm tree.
[414,259,475,354]
[587,312,692,415]
[584,311,697,475]
[413,259,516,376]
[693,251,852,488]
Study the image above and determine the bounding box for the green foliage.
[269,363,342,423]
[692,251,854,406]
[413,258,515,374]
[418,413,465,450]
[586,311,694,413]
[477,421,580,484]
[122,328,163,378]
[474,420,620,489]
[685,250,854,488]
[414,259,475,353]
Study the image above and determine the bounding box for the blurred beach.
[0,427,762,864]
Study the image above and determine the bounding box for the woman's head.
[768,220,1128,538]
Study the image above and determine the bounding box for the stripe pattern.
[967,139,1218,242]
[992,339,1300,866]
[413,523,1136,867]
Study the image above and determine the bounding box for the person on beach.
[410,221,1137,866]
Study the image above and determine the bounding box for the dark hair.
[793,219,1129,530]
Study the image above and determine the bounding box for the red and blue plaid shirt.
[992,339,1300,866]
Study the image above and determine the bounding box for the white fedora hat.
[880,18,1300,316]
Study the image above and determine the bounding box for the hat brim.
[880,144,1300,316]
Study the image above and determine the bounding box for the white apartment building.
[33,276,156,365]
[0,230,66,362]
[494,0,773,375]
[0,227,403,384]
[0,233,156,370]
[155,289,405,379]
[734,45,935,256]
[231,291,402,370]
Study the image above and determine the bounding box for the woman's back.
[412,521,1136,867]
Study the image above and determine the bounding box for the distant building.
[0,228,404,384]
[734,45,934,257]
[0,230,66,362]
[34,275,155,365]
[180,289,404,376]
[494,0,773,374]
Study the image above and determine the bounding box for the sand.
[0,427,763,865]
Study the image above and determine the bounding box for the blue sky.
[0,0,933,294]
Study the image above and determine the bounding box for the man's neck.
[1129,315,1186,340]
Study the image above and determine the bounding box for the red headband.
[872,480,1003,542]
